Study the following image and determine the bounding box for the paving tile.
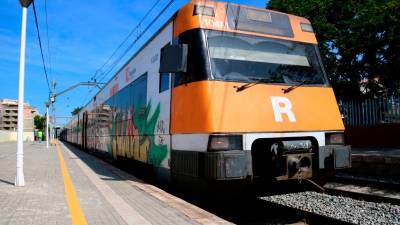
[0,141,229,225]
[0,142,69,225]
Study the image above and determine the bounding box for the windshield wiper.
[282,80,314,94]
[234,78,281,92]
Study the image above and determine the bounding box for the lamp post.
[50,94,55,144]
[15,0,33,187]
[51,80,56,142]
[45,102,50,149]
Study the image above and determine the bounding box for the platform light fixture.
[19,0,33,8]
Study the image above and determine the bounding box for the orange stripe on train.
[171,80,344,134]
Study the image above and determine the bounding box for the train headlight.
[325,132,345,145]
[208,135,243,151]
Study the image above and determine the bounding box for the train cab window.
[159,73,170,93]
[173,29,211,87]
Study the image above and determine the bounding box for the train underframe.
[170,136,351,194]
[61,134,351,194]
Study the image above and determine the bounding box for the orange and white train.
[61,0,351,190]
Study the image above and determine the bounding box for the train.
[60,0,351,192]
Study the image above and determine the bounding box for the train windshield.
[207,31,327,85]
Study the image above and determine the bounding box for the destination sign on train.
[227,5,294,38]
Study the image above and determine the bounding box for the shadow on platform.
[0,178,14,186]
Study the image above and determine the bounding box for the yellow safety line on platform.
[56,140,88,225]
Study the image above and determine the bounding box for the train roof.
[65,0,318,127]
[174,0,316,43]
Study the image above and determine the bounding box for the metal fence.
[339,96,400,126]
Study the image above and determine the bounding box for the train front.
[164,1,351,190]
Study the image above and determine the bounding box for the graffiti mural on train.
[109,101,168,167]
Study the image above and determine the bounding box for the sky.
[0,0,266,126]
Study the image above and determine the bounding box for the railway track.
[324,182,400,206]
[258,174,400,225]
[153,176,400,224]
[256,198,351,225]
[260,191,400,225]
[333,172,400,191]
[64,143,400,224]
[106,160,400,224]
[323,173,400,205]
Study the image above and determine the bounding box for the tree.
[267,0,400,99]
[71,107,83,116]
[34,115,45,130]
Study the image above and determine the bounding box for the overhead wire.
[43,0,56,125]
[32,0,51,92]
[79,86,91,108]
[80,0,168,106]
[80,0,175,107]
[95,0,174,85]
[44,0,52,80]
[90,0,163,82]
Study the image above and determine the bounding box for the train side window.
[160,43,171,93]
[159,72,170,93]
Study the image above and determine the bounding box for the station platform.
[0,141,231,225]
[340,146,400,183]
[352,147,400,157]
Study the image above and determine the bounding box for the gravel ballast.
[261,191,400,225]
